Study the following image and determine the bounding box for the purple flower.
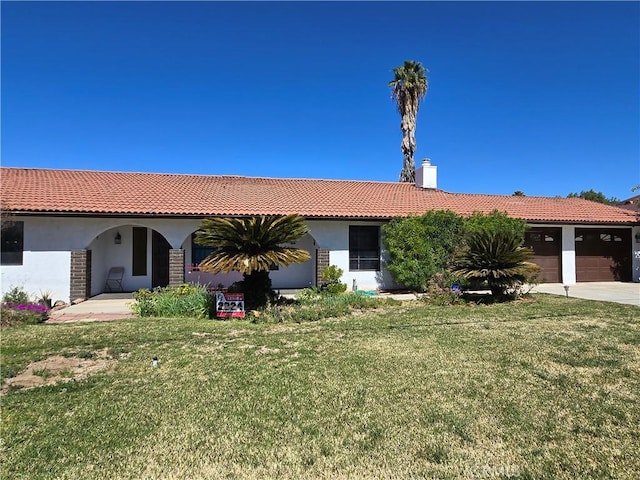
[2,302,49,314]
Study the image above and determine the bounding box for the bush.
[131,284,213,318]
[382,210,465,292]
[1,302,48,327]
[2,286,31,305]
[464,210,528,243]
[319,265,348,295]
[453,228,541,298]
[422,272,465,306]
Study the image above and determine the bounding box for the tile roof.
[1,167,637,224]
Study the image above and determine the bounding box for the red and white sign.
[215,291,245,318]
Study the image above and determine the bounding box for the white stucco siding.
[561,225,577,285]
[88,226,153,294]
[182,233,317,290]
[1,251,71,305]
[1,218,73,302]
[308,220,394,291]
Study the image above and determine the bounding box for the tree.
[512,191,525,196]
[464,210,528,242]
[567,189,619,205]
[389,60,428,183]
[194,215,311,310]
[382,210,464,291]
[452,229,540,298]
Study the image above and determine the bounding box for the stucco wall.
[308,220,399,291]
[2,216,637,305]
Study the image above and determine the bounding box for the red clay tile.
[1,167,637,224]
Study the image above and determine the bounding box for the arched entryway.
[85,226,173,295]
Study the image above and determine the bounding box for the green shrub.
[464,210,528,243]
[131,284,212,318]
[422,272,464,306]
[1,303,48,327]
[2,286,31,305]
[383,210,465,292]
[319,265,348,295]
[453,229,541,298]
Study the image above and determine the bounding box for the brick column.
[315,248,329,287]
[169,249,185,287]
[70,249,91,302]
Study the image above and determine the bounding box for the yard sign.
[215,291,245,318]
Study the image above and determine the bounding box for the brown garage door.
[524,228,561,283]
[575,229,632,282]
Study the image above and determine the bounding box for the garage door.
[524,228,561,283]
[575,229,632,282]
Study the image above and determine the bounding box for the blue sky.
[2,1,638,200]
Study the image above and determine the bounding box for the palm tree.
[194,215,311,309]
[452,229,541,298]
[389,60,428,183]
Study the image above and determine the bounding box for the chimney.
[415,158,437,189]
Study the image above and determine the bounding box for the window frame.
[349,225,381,271]
[1,220,24,266]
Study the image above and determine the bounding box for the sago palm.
[389,60,428,183]
[452,229,540,297]
[195,215,311,309]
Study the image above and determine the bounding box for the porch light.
[114,232,122,244]
[635,231,640,243]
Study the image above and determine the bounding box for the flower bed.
[1,302,49,327]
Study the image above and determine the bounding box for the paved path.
[532,282,639,306]
[47,293,136,323]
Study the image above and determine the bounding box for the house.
[1,162,638,304]
[619,194,640,213]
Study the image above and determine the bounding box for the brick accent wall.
[70,249,91,302]
[169,249,185,287]
[316,248,329,287]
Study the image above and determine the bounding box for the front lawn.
[1,295,639,479]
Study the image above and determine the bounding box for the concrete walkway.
[532,282,639,306]
[47,293,136,323]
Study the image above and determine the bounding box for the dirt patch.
[1,348,116,396]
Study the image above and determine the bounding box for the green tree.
[567,189,619,205]
[382,210,464,291]
[195,215,311,310]
[389,60,428,183]
[453,229,540,298]
[454,211,535,298]
[464,210,528,243]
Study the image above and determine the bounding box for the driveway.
[532,282,639,306]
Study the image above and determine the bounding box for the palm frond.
[453,229,540,295]
[195,214,311,274]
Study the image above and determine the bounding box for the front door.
[152,231,171,288]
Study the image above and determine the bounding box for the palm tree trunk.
[399,111,417,183]
[243,270,275,310]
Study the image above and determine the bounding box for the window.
[527,233,542,243]
[132,227,147,276]
[1,221,24,265]
[191,232,217,269]
[349,226,380,271]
